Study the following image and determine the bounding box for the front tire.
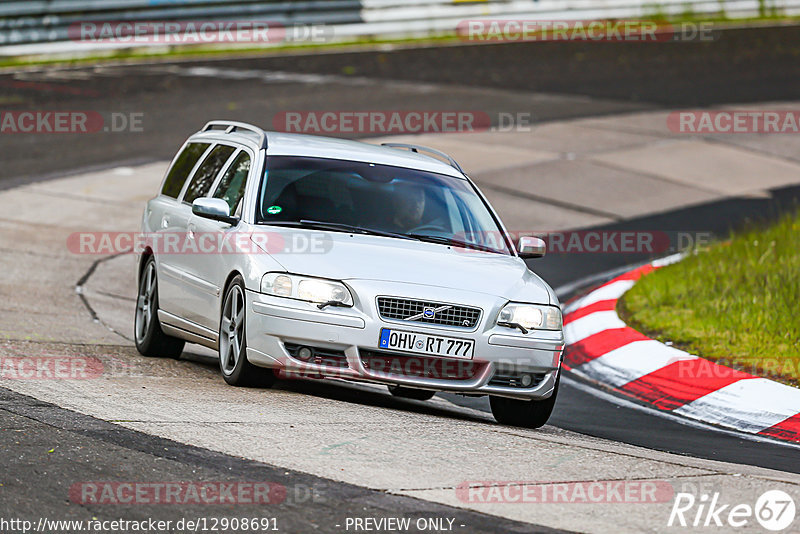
[489,373,560,429]
[218,275,275,387]
[134,257,185,358]
[388,385,436,401]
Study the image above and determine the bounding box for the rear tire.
[489,373,560,428]
[388,385,436,401]
[218,275,275,387]
[134,257,185,359]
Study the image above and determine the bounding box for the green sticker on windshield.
[266,205,282,215]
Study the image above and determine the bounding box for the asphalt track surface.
[1,24,800,531]
[0,386,560,533]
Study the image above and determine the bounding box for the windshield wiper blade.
[317,300,349,310]
[299,220,416,239]
[405,234,498,253]
[265,220,413,240]
[497,321,529,335]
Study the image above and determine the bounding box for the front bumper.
[244,281,564,400]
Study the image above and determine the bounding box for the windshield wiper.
[317,300,349,310]
[497,321,529,335]
[405,234,500,253]
[263,220,413,240]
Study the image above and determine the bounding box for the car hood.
[261,229,553,304]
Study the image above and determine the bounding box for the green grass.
[618,210,800,387]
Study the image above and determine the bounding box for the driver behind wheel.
[387,182,427,233]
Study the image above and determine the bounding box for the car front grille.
[377,297,481,329]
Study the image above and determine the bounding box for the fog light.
[297,346,314,361]
[520,374,534,387]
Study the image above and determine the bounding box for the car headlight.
[260,273,354,307]
[497,303,562,332]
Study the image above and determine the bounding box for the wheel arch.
[137,247,154,285]
[220,270,244,314]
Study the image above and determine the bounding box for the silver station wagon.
[135,121,565,427]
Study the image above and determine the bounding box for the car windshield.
[255,156,511,255]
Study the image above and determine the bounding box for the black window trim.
[159,140,214,201]
[177,141,239,206]
[209,147,254,216]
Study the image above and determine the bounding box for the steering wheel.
[406,222,450,235]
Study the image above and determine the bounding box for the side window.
[213,151,251,216]
[161,142,209,198]
[182,144,236,204]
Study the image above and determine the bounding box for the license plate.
[378,328,474,359]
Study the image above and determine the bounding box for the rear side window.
[161,142,209,198]
[182,144,236,204]
[213,151,251,216]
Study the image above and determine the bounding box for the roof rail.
[381,143,465,174]
[201,120,268,149]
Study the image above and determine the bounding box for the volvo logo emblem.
[404,304,452,322]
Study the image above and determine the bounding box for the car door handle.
[187,223,196,240]
[161,215,170,229]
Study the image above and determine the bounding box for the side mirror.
[518,236,546,259]
[192,198,238,225]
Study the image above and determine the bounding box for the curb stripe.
[618,358,755,410]
[614,263,655,280]
[563,279,634,314]
[579,340,696,388]
[564,327,650,368]
[563,299,616,326]
[563,258,800,443]
[673,378,800,434]
[564,311,626,345]
[759,413,800,443]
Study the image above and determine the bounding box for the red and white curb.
[562,255,800,444]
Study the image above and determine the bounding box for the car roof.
[191,123,467,179]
